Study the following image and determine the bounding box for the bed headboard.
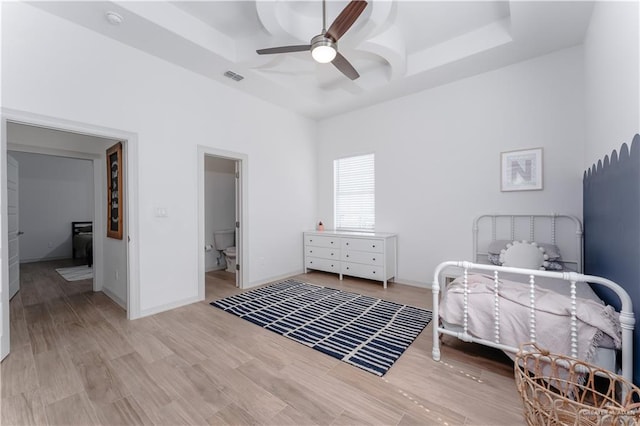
[473,214,583,272]
[72,221,93,235]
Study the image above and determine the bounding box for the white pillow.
[488,239,562,260]
[499,241,549,270]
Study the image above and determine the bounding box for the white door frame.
[1,108,141,323]
[197,145,248,297]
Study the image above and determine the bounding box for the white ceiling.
[30,1,595,119]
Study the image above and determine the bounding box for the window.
[334,153,375,231]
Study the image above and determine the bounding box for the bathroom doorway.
[198,146,247,295]
[205,156,236,273]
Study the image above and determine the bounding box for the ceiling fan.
[256,0,368,80]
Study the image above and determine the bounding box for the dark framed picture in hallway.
[106,142,123,239]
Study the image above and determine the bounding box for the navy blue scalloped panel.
[584,134,640,386]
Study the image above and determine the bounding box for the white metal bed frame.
[431,261,635,384]
[473,213,584,272]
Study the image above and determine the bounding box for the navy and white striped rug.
[211,279,432,376]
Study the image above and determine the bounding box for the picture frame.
[106,142,124,239]
[501,148,543,192]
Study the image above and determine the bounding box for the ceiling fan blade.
[256,45,311,55]
[325,0,368,42]
[331,52,360,80]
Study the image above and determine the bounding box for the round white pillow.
[499,240,549,270]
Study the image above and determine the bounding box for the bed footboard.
[431,261,635,384]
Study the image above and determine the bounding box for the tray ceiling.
[29,1,595,119]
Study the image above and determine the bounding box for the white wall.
[205,156,235,271]
[2,3,317,315]
[317,47,586,286]
[8,151,93,262]
[584,0,640,165]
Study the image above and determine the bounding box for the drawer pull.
[346,242,349,245]
[372,244,376,248]
[372,258,376,261]
[331,253,334,256]
[331,241,334,244]
[310,239,313,242]
[372,271,376,274]
[310,250,313,253]
[346,254,349,258]
[331,264,334,267]
[346,267,350,270]
[310,261,313,264]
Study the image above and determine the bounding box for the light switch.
[155,207,168,217]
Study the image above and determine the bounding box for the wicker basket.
[514,343,640,426]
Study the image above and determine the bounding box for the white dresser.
[303,231,397,288]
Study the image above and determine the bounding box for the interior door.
[2,154,19,360]
[7,155,19,299]
[234,160,241,288]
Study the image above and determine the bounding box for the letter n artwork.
[501,148,543,192]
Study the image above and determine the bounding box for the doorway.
[204,156,236,274]
[1,109,140,361]
[7,150,96,294]
[198,146,247,298]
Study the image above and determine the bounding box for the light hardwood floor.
[1,260,526,425]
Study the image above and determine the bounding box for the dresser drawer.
[305,257,340,273]
[305,235,340,248]
[342,262,384,280]
[341,250,383,266]
[341,238,384,253]
[306,246,340,260]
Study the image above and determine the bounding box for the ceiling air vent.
[224,71,244,82]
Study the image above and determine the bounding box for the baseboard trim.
[101,287,126,309]
[247,269,305,289]
[394,277,431,289]
[206,265,225,272]
[138,295,201,318]
[21,256,70,264]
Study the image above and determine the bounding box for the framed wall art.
[106,142,123,239]
[501,148,543,192]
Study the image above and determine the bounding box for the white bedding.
[502,273,600,302]
[439,274,621,360]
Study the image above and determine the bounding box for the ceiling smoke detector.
[105,11,124,26]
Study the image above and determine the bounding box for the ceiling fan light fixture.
[310,35,336,63]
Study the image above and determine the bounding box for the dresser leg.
[383,279,387,289]
[339,273,343,280]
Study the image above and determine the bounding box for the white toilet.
[213,229,236,273]
[224,246,237,273]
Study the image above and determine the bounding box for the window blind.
[334,153,375,231]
